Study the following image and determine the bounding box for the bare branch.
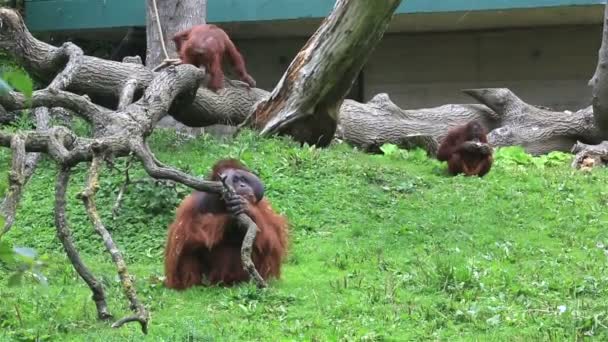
[47,42,85,91]
[132,141,224,193]
[117,79,139,110]
[0,134,26,238]
[54,166,112,321]
[0,107,53,238]
[111,155,134,218]
[0,89,105,122]
[78,148,149,334]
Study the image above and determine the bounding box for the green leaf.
[380,143,399,157]
[0,77,11,95]
[13,246,37,259]
[3,70,33,100]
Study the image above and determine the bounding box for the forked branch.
[54,166,112,320]
[78,147,149,334]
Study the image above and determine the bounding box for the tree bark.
[590,1,608,136]
[336,94,500,154]
[246,0,402,147]
[571,141,608,169]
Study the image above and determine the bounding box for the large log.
[1,6,604,158]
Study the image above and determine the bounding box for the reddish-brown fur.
[164,160,288,289]
[172,24,256,92]
[437,121,493,177]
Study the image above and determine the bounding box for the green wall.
[24,0,606,32]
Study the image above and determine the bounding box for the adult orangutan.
[172,24,256,92]
[164,159,288,289]
[437,121,493,177]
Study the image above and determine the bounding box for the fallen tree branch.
[1,107,51,237]
[54,166,113,321]
[0,134,26,238]
[78,147,149,333]
[464,88,600,155]
[111,154,135,218]
[336,94,499,154]
[219,175,267,289]
[47,42,84,91]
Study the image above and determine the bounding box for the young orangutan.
[172,25,256,92]
[437,121,493,177]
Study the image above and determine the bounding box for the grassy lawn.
[0,130,607,341]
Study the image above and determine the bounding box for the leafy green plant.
[380,143,430,163]
[0,240,48,287]
[2,69,33,100]
[494,146,572,169]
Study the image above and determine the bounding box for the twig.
[54,166,112,321]
[78,147,149,334]
[219,175,267,288]
[112,155,135,218]
[152,58,181,72]
[14,304,22,327]
[0,134,26,238]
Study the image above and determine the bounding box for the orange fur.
[164,161,288,290]
[172,24,256,92]
[437,121,493,177]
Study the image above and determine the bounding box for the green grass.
[1,129,608,341]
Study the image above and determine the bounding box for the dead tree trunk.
[245,0,402,147]
[590,1,608,136]
[571,1,608,168]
